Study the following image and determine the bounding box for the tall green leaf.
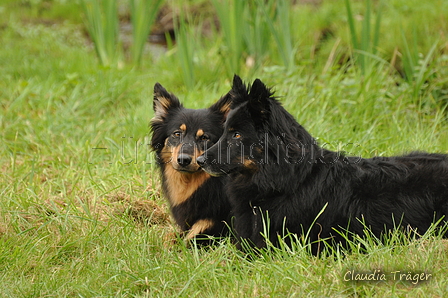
[130,0,164,66]
[81,0,121,67]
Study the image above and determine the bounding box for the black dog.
[150,83,232,242]
[197,75,448,252]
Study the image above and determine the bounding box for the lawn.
[1,0,447,296]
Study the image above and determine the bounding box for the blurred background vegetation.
[2,0,447,108]
[3,0,447,87]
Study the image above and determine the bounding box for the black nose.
[196,155,206,166]
[177,154,192,167]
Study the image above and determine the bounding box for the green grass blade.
[130,0,164,66]
[105,0,119,65]
[401,28,417,82]
[413,41,438,98]
[80,0,120,67]
[174,15,195,88]
[258,0,294,68]
[344,0,359,50]
[276,0,294,68]
[211,0,246,75]
[360,0,371,71]
[372,0,383,55]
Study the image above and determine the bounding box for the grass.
[210,0,247,75]
[210,0,296,74]
[344,0,382,75]
[1,0,448,296]
[130,0,164,66]
[81,0,122,67]
[174,12,197,89]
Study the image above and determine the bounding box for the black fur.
[198,75,448,252]
[150,83,232,242]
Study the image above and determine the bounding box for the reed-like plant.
[345,0,383,74]
[400,28,419,82]
[243,0,273,67]
[130,0,164,66]
[211,0,296,73]
[401,28,439,96]
[405,40,438,100]
[260,0,294,68]
[210,0,247,75]
[174,16,196,89]
[81,0,121,67]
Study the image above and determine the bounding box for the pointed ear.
[232,74,245,92]
[208,75,249,120]
[153,83,182,122]
[247,78,272,121]
[229,74,249,108]
[209,92,232,121]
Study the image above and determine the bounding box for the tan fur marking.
[244,159,255,167]
[163,165,210,206]
[153,96,172,115]
[159,139,174,163]
[158,96,172,109]
[220,101,231,116]
[243,159,258,172]
[196,129,204,137]
[186,219,215,240]
[180,123,187,131]
[152,97,173,123]
[160,137,209,205]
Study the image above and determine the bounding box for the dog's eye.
[232,132,241,139]
[172,131,182,138]
[199,134,210,141]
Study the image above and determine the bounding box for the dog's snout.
[177,154,192,167]
[196,155,206,166]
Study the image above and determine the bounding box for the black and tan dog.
[150,83,232,243]
[198,75,448,253]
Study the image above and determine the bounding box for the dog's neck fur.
[236,100,340,198]
[159,162,210,207]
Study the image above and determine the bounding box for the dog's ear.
[209,75,249,120]
[231,74,246,94]
[229,74,250,108]
[247,78,273,122]
[153,83,182,122]
[209,92,232,120]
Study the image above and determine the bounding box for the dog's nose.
[196,155,206,166]
[177,154,192,167]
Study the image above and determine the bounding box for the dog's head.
[150,83,232,173]
[197,77,275,176]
